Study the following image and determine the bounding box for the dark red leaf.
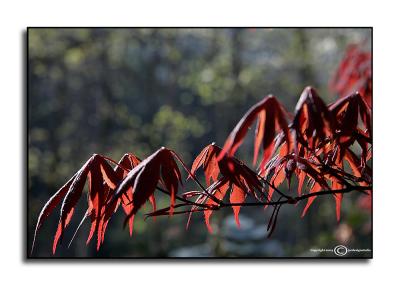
[301,183,322,218]
[31,174,76,254]
[230,184,246,227]
[330,44,371,107]
[111,148,182,226]
[86,162,103,246]
[292,86,333,150]
[54,158,92,253]
[190,143,220,186]
[53,209,74,254]
[204,181,229,233]
[218,95,290,170]
[185,178,228,230]
[190,145,209,177]
[296,170,306,196]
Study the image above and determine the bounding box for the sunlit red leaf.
[55,159,91,252]
[116,153,141,236]
[230,184,246,227]
[296,171,306,196]
[301,183,322,218]
[218,95,291,170]
[204,181,229,233]
[219,156,263,200]
[53,209,74,254]
[335,193,343,221]
[112,147,182,226]
[31,174,76,254]
[190,145,209,177]
[185,178,227,230]
[330,92,372,142]
[267,163,285,201]
[32,152,142,254]
[86,162,103,246]
[330,44,371,107]
[292,86,333,150]
[190,143,220,186]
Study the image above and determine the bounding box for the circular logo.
[334,245,348,256]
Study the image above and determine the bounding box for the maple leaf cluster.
[31,44,372,255]
[330,44,372,107]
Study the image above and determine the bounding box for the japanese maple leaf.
[330,44,371,107]
[111,147,183,225]
[31,154,119,254]
[190,143,220,186]
[292,86,333,151]
[218,95,291,170]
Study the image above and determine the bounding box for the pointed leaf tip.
[230,185,245,228]
[335,193,343,222]
[301,184,321,218]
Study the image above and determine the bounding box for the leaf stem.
[169,149,223,204]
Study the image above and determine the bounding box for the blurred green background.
[28,28,371,258]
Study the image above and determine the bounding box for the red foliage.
[218,95,291,170]
[330,44,372,107]
[31,44,372,255]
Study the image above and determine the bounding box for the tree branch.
[147,185,372,217]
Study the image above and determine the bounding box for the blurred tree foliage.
[28,28,371,257]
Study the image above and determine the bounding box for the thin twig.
[155,186,216,208]
[156,185,371,212]
[101,155,131,172]
[256,172,292,200]
[170,149,223,204]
